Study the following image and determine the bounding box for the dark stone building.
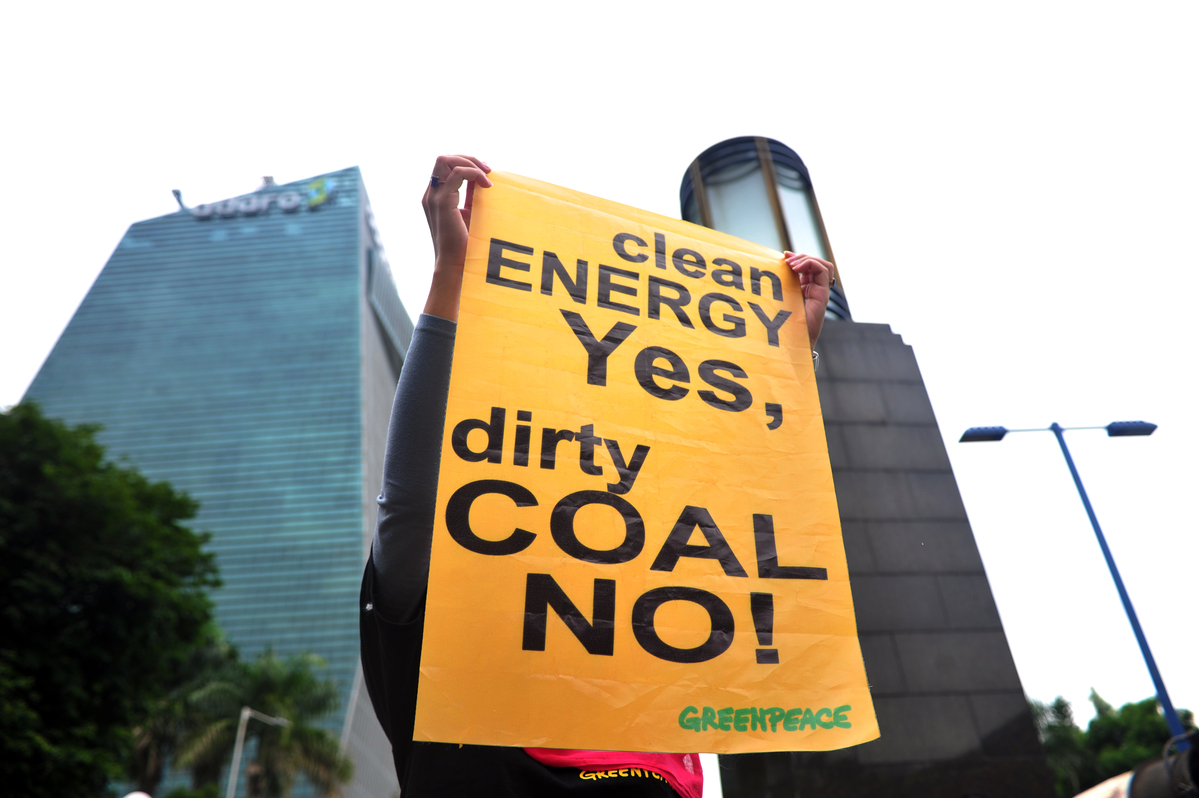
[680,136,1053,797]
[719,321,1054,797]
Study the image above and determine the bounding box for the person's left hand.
[422,154,492,274]
[784,251,834,346]
[421,154,492,321]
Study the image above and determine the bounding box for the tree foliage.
[127,638,240,794]
[0,402,220,796]
[175,649,353,798]
[1031,691,1196,797]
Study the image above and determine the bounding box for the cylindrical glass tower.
[680,136,851,321]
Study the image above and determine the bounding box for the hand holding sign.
[422,154,492,322]
[784,251,834,347]
[413,165,877,755]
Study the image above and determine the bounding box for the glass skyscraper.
[24,167,409,797]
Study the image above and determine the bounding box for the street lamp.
[225,706,291,798]
[959,420,1188,745]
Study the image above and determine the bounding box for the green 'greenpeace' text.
[678,705,852,732]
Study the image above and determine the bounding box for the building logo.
[306,177,333,208]
[190,177,337,220]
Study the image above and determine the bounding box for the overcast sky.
[3,2,1196,728]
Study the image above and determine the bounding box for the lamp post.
[225,706,291,798]
[960,420,1187,744]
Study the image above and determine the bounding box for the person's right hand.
[784,251,833,347]
[421,155,492,321]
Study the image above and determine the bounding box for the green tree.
[127,638,240,795]
[0,402,220,797]
[162,786,221,798]
[1085,690,1195,781]
[1032,692,1196,797]
[1031,696,1098,796]
[177,650,352,798]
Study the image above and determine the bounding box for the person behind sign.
[359,155,834,798]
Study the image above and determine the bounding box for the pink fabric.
[523,748,702,798]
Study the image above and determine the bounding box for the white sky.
[2,2,1196,729]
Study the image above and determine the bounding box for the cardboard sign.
[413,171,878,753]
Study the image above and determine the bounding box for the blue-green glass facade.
[25,167,407,797]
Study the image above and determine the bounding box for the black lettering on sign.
[650,505,749,577]
[632,586,734,663]
[540,428,576,470]
[654,233,667,270]
[749,303,792,347]
[750,267,782,301]
[541,251,588,304]
[751,592,779,665]
[577,424,603,476]
[486,238,534,291]
[647,276,694,328]
[551,490,645,564]
[765,403,783,430]
[522,573,615,656]
[598,265,640,316]
[451,407,505,463]
[560,310,637,387]
[698,360,752,412]
[672,248,706,279]
[514,410,532,466]
[613,232,649,263]
[698,293,746,339]
[603,439,650,495]
[634,346,689,401]
[753,514,828,580]
[710,258,744,291]
[445,480,538,556]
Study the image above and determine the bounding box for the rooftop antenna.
[172,189,186,211]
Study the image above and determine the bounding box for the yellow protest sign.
[413,171,878,753]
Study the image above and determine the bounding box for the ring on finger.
[430,174,444,188]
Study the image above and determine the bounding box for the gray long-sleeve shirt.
[360,313,688,798]
[370,313,457,623]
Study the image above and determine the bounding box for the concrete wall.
[719,321,1053,798]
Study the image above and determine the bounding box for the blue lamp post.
[960,420,1187,744]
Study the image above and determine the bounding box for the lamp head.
[1106,421,1157,437]
[960,426,1008,443]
